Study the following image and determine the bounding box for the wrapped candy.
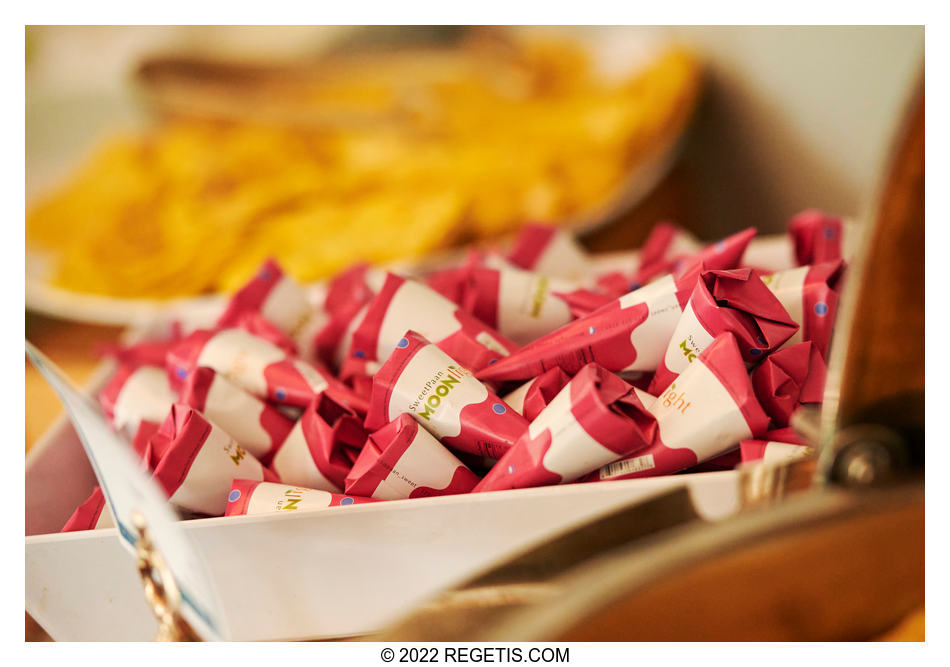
[61,487,114,532]
[224,479,379,516]
[590,333,770,481]
[740,428,813,464]
[741,234,797,273]
[365,331,529,459]
[150,405,279,517]
[216,258,325,361]
[476,271,695,384]
[788,209,843,265]
[179,366,295,463]
[632,221,702,286]
[636,226,755,287]
[761,260,844,358]
[750,341,826,428]
[269,393,367,493]
[315,265,386,368]
[501,367,572,421]
[507,223,592,280]
[474,364,655,492]
[343,273,518,381]
[345,413,479,499]
[648,268,798,394]
[99,339,178,437]
[166,326,367,415]
[461,264,584,345]
[99,364,176,437]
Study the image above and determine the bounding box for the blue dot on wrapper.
[275,388,287,400]
[716,240,725,252]
[228,489,241,502]
[629,282,641,291]
[749,348,763,356]
[492,403,507,415]
[823,226,836,239]
[340,497,355,506]
[588,326,596,335]
[757,336,767,346]
[354,349,365,359]
[508,465,515,474]
[176,367,187,380]
[259,268,272,281]
[396,337,409,349]
[488,358,498,365]
[815,302,829,316]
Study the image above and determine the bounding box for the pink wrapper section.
[474,364,655,492]
[763,260,844,359]
[461,265,579,345]
[501,367,572,422]
[216,259,318,356]
[477,272,695,383]
[649,268,798,394]
[507,223,591,279]
[345,413,479,499]
[61,487,114,532]
[269,394,367,493]
[99,364,176,436]
[179,366,294,463]
[750,341,826,428]
[366,331,528,459]
[345,273,519,378]
[224,479,379,516]
[788,209,843,266]
[591,333,770,481]
[166,326,366,415]
[150,404,278,517]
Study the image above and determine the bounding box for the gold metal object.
[131,511,200,642]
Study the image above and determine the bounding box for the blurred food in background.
[26,28,701,300]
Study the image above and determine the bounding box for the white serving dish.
[25,375,740,640]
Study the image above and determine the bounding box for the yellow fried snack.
[27,41,701,299]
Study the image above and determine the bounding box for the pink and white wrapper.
[99,338,179,437]
[476,270,696,384]
[100,364,176,438]
[634,226,755,288]
[61,487,114,532]
[750,341,826,428]
[648,267,798,394]
[315,264,386,368]
[590,333,770,481]
[366,331,529,459]
[345,413,479,499]
[217,258,325,361]
[461,264,582,345]
[741,234,797,273]
[740,428,813,464]
[507,223,592,280]
[269,393,367,493]
[342,273,518,382]
[474,364,655,492]
[788,209,843,266]
[179,366,295,463]
[761,260,844,358]
[224,479,379,516]
[501,367,572,422]
[632,222,703,287]
[150,404,278,517]
[166,326,367,415]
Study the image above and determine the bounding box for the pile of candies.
[63,211,846,531]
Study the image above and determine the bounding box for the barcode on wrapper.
[600,454,656,479]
